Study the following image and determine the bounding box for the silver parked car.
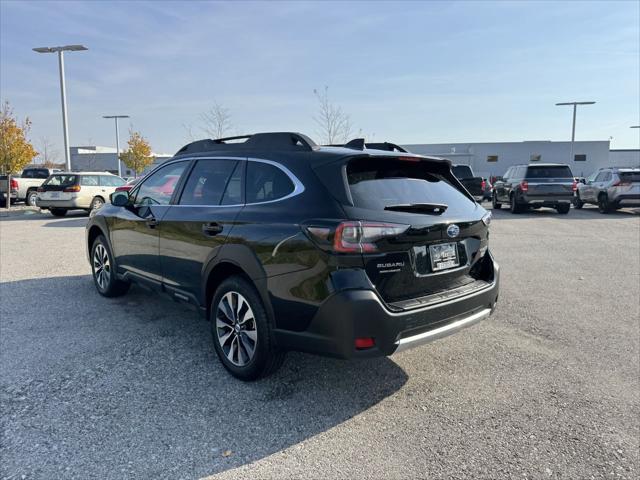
[574,167,640,213]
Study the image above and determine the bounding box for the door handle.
[146,217,158,229]
[202,222,223,236]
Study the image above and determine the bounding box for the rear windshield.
[43,175,78,187]
[525,166,573,179]
[619,171,640,182]
[451,165,473,179]
[347,158,475,215]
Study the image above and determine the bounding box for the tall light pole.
[555,101,596,163]
[103,115,129,177]
[33,45,88,171]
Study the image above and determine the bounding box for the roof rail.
[175,132,317,156]
[324,140,409,153]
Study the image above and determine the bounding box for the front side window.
[134,162,188,206]
[179,160,239,206]
[246,161,294,203]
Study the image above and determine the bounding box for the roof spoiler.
[175,132,317,156]
[325,139,409,153]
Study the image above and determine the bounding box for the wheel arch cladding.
[203,258,273,324]
[87,225,105,257]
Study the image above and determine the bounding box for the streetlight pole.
[33,45,88,171]
[555,101,596,163]
[103,115,129,177]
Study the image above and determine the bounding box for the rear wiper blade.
[384,203,448,214]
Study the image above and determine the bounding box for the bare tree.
[200,101,233,139]
[182,123,196,142]
[38,137,61,168]
[313,86,354,144]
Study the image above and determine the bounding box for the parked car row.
[0,167,61,206]
[574,167,640,213]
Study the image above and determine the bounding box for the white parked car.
[37,172,126,216]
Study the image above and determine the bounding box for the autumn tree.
[119,130,155,176]
[313,86,354,144]
[200,101,233,139]
[0,101,38,174]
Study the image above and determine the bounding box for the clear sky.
[1,0,639,157]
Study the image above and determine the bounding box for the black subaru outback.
[86,132,499,380]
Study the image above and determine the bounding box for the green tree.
[119,129,155,176]
[0,101,38,174]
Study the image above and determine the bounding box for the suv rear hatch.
[38,174,80,201]
[312,155,493,308]
[524,165,575,197]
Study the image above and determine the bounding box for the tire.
[509,193,523,214]
[492,192,502,209]
[50,208,67,217]
[556,203,570,214]
[211,275,285,381]
[573,195,583,209]
[90,235,130,297]
[598,194,611,214]
[90,196,105,211]
[26,190,38,207]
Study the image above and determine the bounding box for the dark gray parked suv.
[492,164,576,214]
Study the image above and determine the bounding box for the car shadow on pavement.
[42,216,89,228]
[0,275,408,479]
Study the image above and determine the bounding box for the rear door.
[615,170,640,197]
[159,158,244,301]
[110,161,190,286]
[38,174,79,202]
[340,156,489,305]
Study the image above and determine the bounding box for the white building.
[70,146,173,177]
[402,140,619,179]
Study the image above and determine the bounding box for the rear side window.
[346,158,474,215]
[619,171,640,182]
[44,175,77,187]
[100,176,126,187]
[179,159,239,205]
[80,175,99,186]
[525,166,573,179]
[246,161,294,203]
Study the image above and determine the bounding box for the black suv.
[492,163,576,214]
[86,132,499,380]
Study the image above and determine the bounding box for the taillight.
[571,180,578,192]
[334,221,409,253]
[63,185,81,192]
[520,180,528,192]
[612,180,630,187]
[481,179,486,190]
[355,337,375,350]
[305,221,409,253]
[10,178,18,190]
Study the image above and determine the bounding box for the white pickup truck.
[0,167,59,206]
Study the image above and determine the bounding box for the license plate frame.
[429,242,460,272]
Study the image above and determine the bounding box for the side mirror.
[110,191,130,207]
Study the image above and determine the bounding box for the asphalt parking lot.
[1,205,638,480]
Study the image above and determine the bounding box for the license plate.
[44,191,60,199]
[429,242,459,271]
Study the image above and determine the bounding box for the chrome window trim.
[167,156,305,207]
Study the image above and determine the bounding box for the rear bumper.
[37,199,86,209]
[613,194,640,207]
[274,253,499,359]
[521,194,573,206]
